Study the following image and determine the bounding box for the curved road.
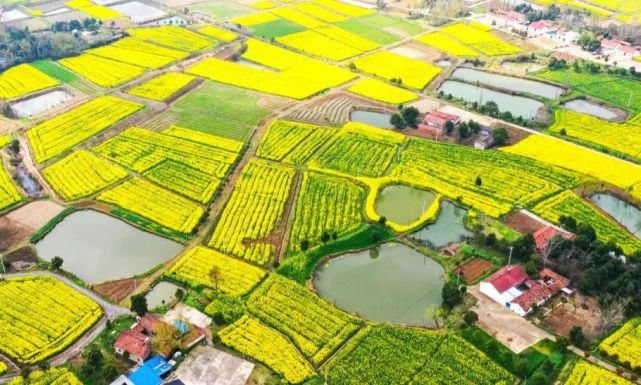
[0,270,132,380]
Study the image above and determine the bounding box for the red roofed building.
[534,225,575,254]
[480,265,569,316]
[114,329,151,364]
[418,111,460,136]
[527,20,555,36]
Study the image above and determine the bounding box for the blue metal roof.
[128,356,172,385]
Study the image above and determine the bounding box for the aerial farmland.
[0,0,641,384]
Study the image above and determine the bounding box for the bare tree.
[595,300,624,337]
[210,266,220,290]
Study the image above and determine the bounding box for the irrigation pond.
[562,99,621,121]
[591,194,641,239]
[375,185,435,226]
[314,242,445,326]
[350,109,394,129]
[145,281,182,310]
[10,90,73,118]
[35,210,184,283]
[412,201,472,248]
[451,68,564,99]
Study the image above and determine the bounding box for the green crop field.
[336,14,424,45]
[252,19,305,39]
[536,67,641,113]
[187,0,252,20]
[143,81,273,142]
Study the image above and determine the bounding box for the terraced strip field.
[247,275,362,366]
[162,125,244,152]
[351,51,442,90]
[87,37,188,69]
[27,95,143,163]
[94,127,239,177]
[392,138,581,217]
[42,150,128,201]
[417,31,481,57]
[286,94,376,125]
[98,177,205,234]
[218,316,315,384]
[323,324,513,385]
[347,78,418,104]
[165,246,266,295]
[502,135,641,195]
[143,81,272,142]
[563,360,633,385]
[0,161,23,212]
[0,275,103,364]
[533,191,641,255]
[59,54,145,88]
[308,122,406,178]
[208,160,295,265]
[441,23,522,56]
[549,110,641,161]
[144,160,220,204]
[599,318,641,369]
[128,72,195,101]
[257,120,337,165]
[127,26,214,52]
[289,172,365,252]
[0,63,59,100]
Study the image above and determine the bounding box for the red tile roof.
[484,265,528,293]
[114,329,151,359]
[431,110,459,121]
[529,21,550,30]
[534,226,574,252]
[139,315,161,333]
[512,268,569,312]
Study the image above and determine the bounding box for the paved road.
[2,270,130,320]
[568,346,641,384]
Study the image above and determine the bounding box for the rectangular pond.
[350,109,394,129]
[438,80,544,120]
[591,193,641,239]
[35,210,184,283]
[452,68,565,100]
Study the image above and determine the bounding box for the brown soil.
[93,277,142,304]
[5,200,65,230]
[390,41,444,63]
[503,211,546,234]
[542,293,603,340]
[455,258,493,283]
[0,217,32,252]
[3,246,39,271]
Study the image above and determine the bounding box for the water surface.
[451,68,564,99]
[36,210,184,283]
[376,185,435,226]
[10,90,72,118]
[563,99,619,121]
[350,110,393,129]
[146,281,182,310]
[591,194,641,238]
[412,201,472,248]
[314,243,444,326]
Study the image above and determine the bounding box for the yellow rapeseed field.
[416,32,480,57]
[127,26,213,52]
[87,37,188,69]
[351,51,442,90]
[65,0,120,20]
[128,72,195,101]
[59,54,145,88]
[0,64,59,100]
[347,78,418,104]
[197,25,239,42]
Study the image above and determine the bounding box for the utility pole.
[0,253,4,275]
[507,246,513,266]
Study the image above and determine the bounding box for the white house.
[550,28,580,44]
[527,20,555,37]
[479,265,569,316]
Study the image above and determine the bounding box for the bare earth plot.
[173,345,254,385]
[469,285,554,353]
[0,200,65,251]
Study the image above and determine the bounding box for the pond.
[145,281,182,310]
[411,201,472,248]
[35,210,184,283]
[451,68,564,100]
[438,80,544,120]
[562,99,621,121]
[350,109,393,129]
[314,242,445,326]
[376,185,435,226]
[10,90,73,118]
[591,194,641,238]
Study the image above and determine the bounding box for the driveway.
[468,285,554,353]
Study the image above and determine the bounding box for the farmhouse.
[601,39,641,58]
[534,225,575,254]
[527,20,555,37]
[114,315,160,363]
[480,265,569,316]
[418,111,460,135]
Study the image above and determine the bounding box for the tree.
[463,310,478,325]
[425,305,448,328]
[468,120,481,134]
[475,176,482,186]
[512,356,529,377]
[85,347,104,369]
[210,265,220,290]
[300,239,309,251]
[390,113,405,129]
[559,215,577,232]
[50,256,63,270]
[320,231,330,243]
[492,127,509,146]
[441,281,463,310]
[556,336,570,352]
[130,294,148,316]
[530,372,548,385]
[378,216,387,225]
[569,326,585,348]
[401,107,420,128]
[458,123,470,139]
[444,120,455,134]
[152,322,183,355]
